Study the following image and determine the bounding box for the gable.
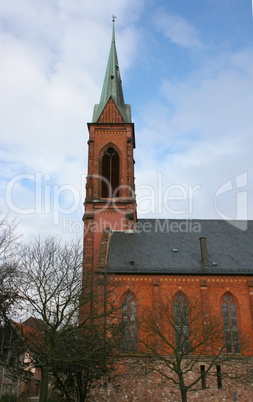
[98,98,125,123]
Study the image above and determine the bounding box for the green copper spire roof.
[92,22,131,123]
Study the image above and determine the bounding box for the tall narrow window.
[216,365,222,389]
[174,293,190,353]
[222,294,240,354]
[200,365,206,389]
[101,147,119,198]
[122,293,136,352]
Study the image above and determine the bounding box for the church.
[83,22,253,401]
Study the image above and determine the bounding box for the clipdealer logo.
[4,171,249,232]
[215,172,248,231]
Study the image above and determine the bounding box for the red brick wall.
[111,274,253,356]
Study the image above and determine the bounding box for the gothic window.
[101,147,119,198]
[122,293,136,352]
[174,293,190,353]
[222,294,240,354]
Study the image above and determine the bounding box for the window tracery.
[174,293,190,353]
[222,294,240,354]
[122,293,136,352]
[101,146,119,198]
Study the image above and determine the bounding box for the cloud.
[0,0,143,239]
[153,10,202,49]
[135,48,253,220]
[0,0,252,238]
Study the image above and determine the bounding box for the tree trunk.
[39,366,49,402]
[77,373,88,402]
[180,387,188,402]
[52,370,73,401]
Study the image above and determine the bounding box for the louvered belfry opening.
[101,146,120,198]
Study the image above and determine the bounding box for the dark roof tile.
[106,219,253,275]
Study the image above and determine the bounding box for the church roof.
[92,23,131,123]
[106,219,253,275]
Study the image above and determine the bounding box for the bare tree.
[50,321,116,402]
[0,213,22,398]
[0,212,20,321]
[19,236,116,402]
[0,320,27,392]
[139,293,250,402]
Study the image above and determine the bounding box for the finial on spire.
[112,15,116,23]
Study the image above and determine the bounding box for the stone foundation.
[90,358,253,401]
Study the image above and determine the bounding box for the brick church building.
[83,23,253,401]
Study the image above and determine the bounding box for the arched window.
[174,293,190,353]
[222,294,240,354]
[101,146,119,198]
[122,293,136,352]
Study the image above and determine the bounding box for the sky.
[0,0,253,240]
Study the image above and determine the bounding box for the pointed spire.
[92,19,131,123]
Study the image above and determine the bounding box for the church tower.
[83,21,137,274]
